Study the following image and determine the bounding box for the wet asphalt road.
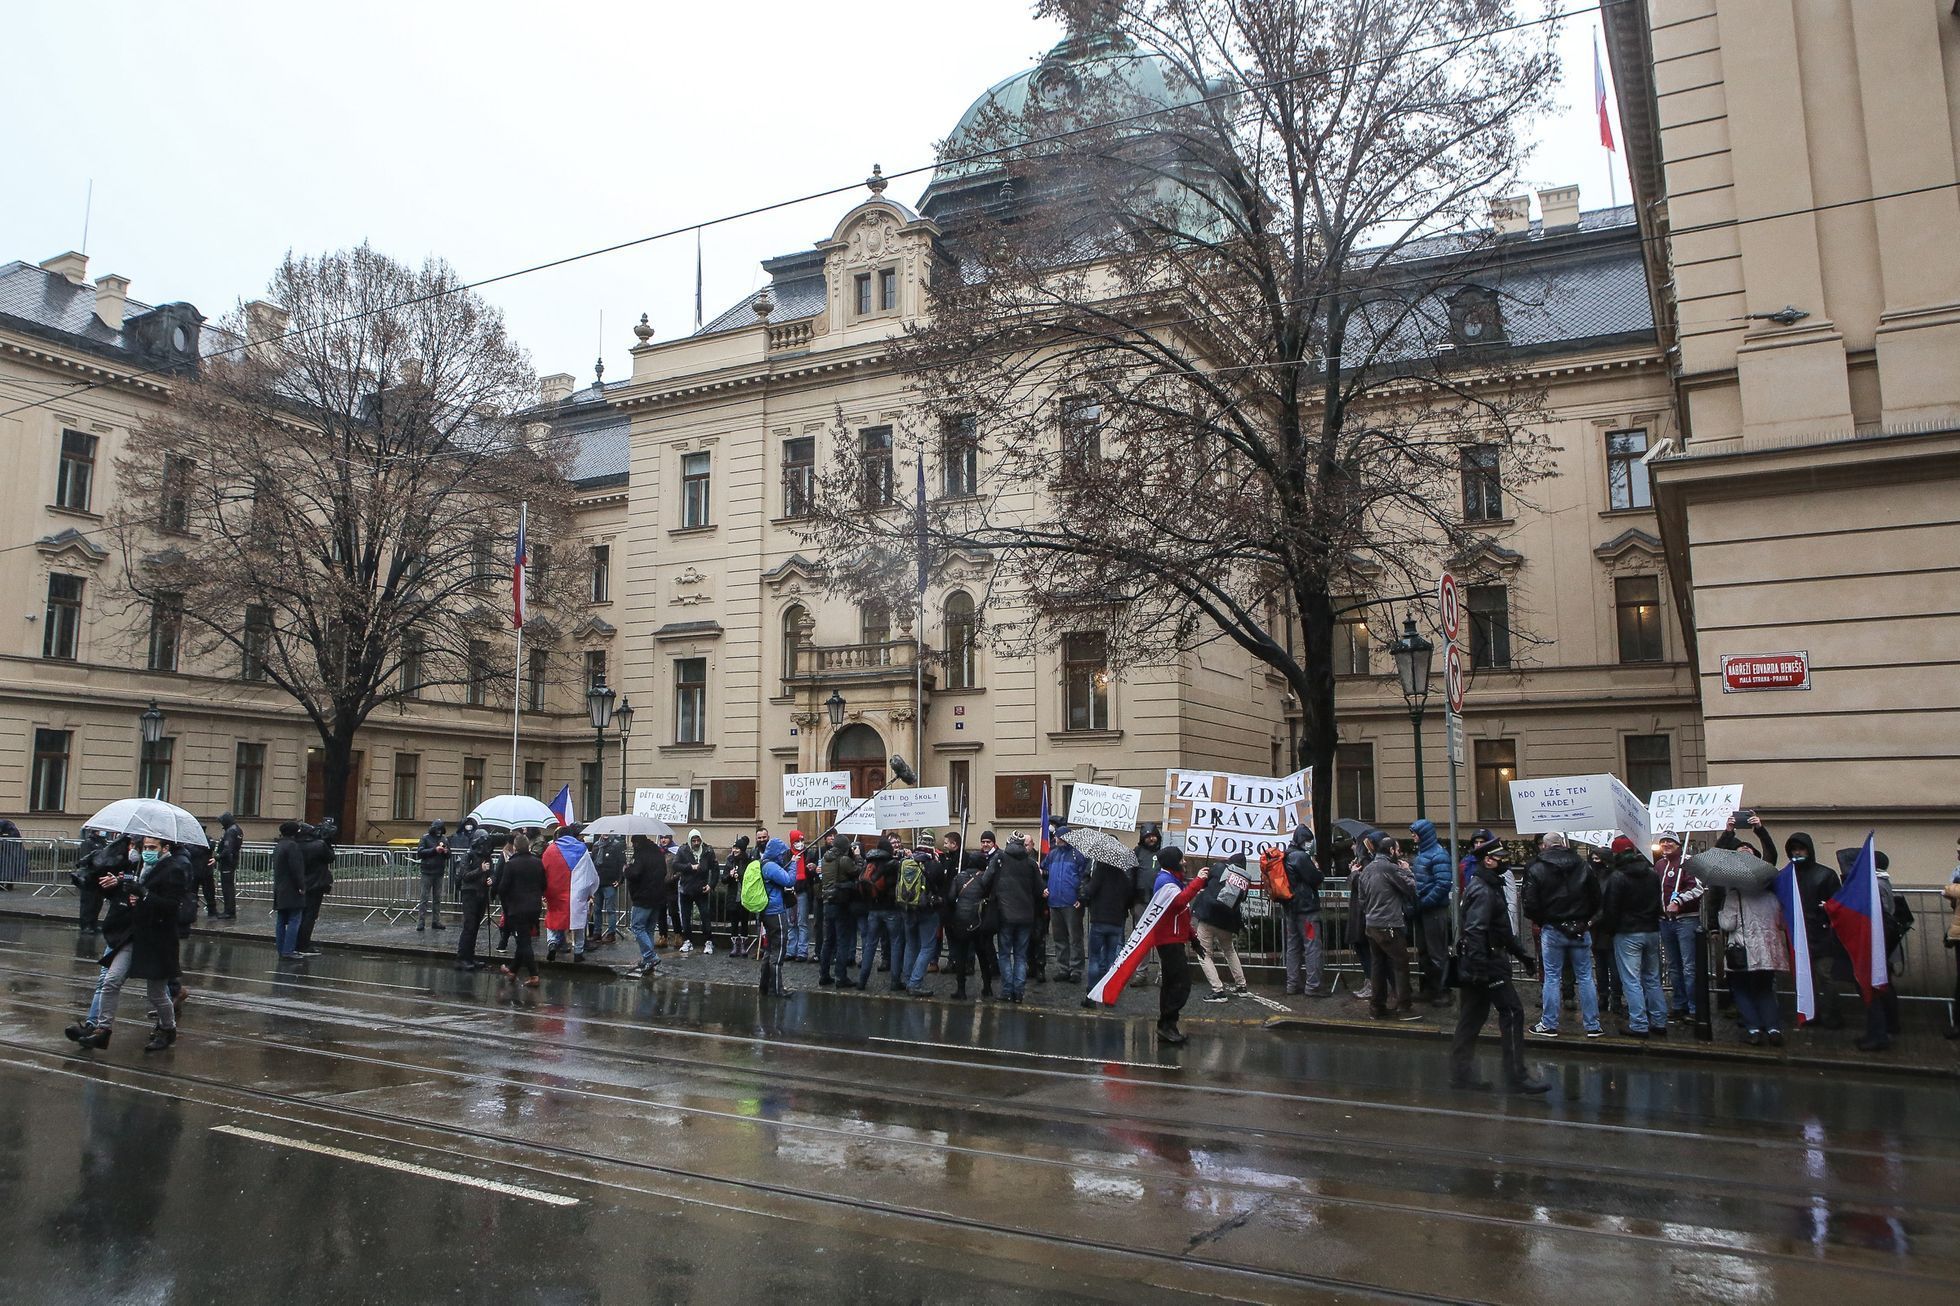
[0,916,1953,1304]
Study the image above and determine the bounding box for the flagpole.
[1597,28,1618,209]
[511,501,528,791]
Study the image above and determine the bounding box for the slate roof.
[0,259,230,363]
[566,414,630,486]
[695,249,829,338]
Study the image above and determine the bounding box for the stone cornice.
[0,331,173,401]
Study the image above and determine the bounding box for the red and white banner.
[1088,881,1179,1006]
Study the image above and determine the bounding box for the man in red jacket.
[1151,847,1211,1045]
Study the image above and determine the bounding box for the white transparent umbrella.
[581,814,674,840]
[466,794,558,830]
[83,797,211,848]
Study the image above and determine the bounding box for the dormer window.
[850,265,901,321]
[878,268,897,311]
[855,273,873,315]
[1447,285,1504,348]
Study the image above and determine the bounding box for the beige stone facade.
[1608,0,1960,879]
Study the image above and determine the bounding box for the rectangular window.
[1606,429,1652,510]
[1615,575,1664,663]
[782,437,816,518]
[242,605,272,681]
[467,640,491,706]
[859,601,890,646]
[688,788,706,823]
[1460,446,1503,522]
[584,649,607,693]
[233,742,266,817]
[1060,396,1103,468]
[43,573,82,661]
[1063,631,1110,731]
[1336,743,1376,824]
[878,267,897,311]
[580,761,601,823]
[854,272,873,316]
[1625,734,1672,797]
[523,760,544,800]
[527,647,547,711]
[31,728,71,813]
[948,760,971,820]
[160,454,193,533]
[1333,605,1372,676]
[400,632,424,696]
[472,535,495,589]
[589,543,611,603]
[392,753,419,821]
[138,737,174,801]
[56,430,96,512]
[1467,584,1511,670]
[674,657,707,744]
[1475,740,1518,823]
[859,425,894,508]
[462,756,486,812]
[942,414,978,497]
[147,592,184,672]
[680,452,712,528]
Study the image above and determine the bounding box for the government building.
[4,2,1955,876]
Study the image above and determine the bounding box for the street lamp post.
[614,698,633,814]
[825,689,846,728]
[586,683,615,820]
[139,699,165,795]
[1389,615,1434,820]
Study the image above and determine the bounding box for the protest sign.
[1607,775,1653,851]
[834,795,881,836]
[1066,782,1143,831]
[632,787,691,824]
[1648,785,1744,835]
[876,786,950,830]
[1161,767,1310,860]
[1564,830,1619,847]
[783,770,853,812]
[1511,774,1651,848]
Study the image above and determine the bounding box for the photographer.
[455,828,500,971]
[73,829,113,935]
[294,818,337,955]
[1451,842,1548,1094]
[272,822,307,957]
[65,835,189,1052]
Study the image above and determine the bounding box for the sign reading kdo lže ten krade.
[1162,767,1311,862]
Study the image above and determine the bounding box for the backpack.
[1260,846,1293,903]
[1213,867,1250,911]
[896,856,928,909]
[1887,893,1914,949]
[739,858,768,914]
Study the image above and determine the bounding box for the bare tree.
[113,245,575,826]
[799,0,1560,844]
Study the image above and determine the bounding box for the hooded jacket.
[1785,832,1841,945]
[859,848,898,910]
[820,842,861,903]
[1351,854,1417,931]
[1596,849,1663,936]
[417,822,450,875]
[272,828,307,912]
[1458,863,1533,985]
[1522,845,1598,932]
[1043,834,1086,907]
[757,837,796,914]
[626,836,667,906]
[216,816,244,869]
[1132,825,1163,905]
[1283,824,1324,913]
[1083,857,1133,926]
[673,837,718,897]
[987,842,1042,925]
[1409,820,1452,914]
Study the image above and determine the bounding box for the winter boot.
[77,1025,112,1050]
[954,976,968,999]
[64,1020,95,1044]
[143,1025,176,1053]
[1157,1019,1187,1046]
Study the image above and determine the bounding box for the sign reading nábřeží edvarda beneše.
[1720,651,1810,692]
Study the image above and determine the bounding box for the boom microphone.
[888,754,917,786]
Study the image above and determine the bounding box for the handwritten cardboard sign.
[1648,785,1744,835]
[633,787,691,824]
[783,770,853,812]
[1066,783,1143,832]
[1162,767,1311,861]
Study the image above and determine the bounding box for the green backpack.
[895,855,928,909]
[739,857,769,914]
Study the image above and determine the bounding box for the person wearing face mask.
[66,836,189,1052]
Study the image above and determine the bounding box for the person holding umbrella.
[66,835,190,1052]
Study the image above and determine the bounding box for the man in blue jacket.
[1410,819,1454,1006]
[1043,825,1089,984]
[755,837,797,997]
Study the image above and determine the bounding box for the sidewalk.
[7,890,1954,1078]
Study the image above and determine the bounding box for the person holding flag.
[1086,846,1210,1045]
[1722,864,1792,1047]
[1829,835,1900,1052]
[541,810,598,963]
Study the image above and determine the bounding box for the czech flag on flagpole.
[548,783,574,828]
[1594,32,1616,152]
[1826,832,1890,1000]
[1039,784,1052,858]
[1774,860,1816,1026]
[512,502,529,629]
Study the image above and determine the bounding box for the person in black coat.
[494,833,546,985]
[624,834,668,976]
[672,831,719,953]
[295,818,337,954]
[415,820,450,932]
[984,836,1042,1002]
[214,813,244,920]
[454,830,500,971]
[946,844,999,1000]
[73,829,115,934]
[1450,844,1547,1094]
[272,821,307,957]
[66,837,188,1052]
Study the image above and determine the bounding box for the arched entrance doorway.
[830,723,887,804]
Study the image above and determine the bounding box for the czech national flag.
[1774,860,1815,1026]
[513,503,529,629]
[1039,785,1052,858]
[1594,32,1616,153]
[1825,832,1889,1001]
[542,832,598,934]
[548,783,574,828]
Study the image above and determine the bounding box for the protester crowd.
[35,805,1960,1089]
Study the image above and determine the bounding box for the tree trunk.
[1295,589,1340,860]
[317,717,360,831]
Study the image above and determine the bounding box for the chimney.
[1489,194,1531,237]
[244,299,290,360]
[39,251,88,284]
[539,372,576,405]
[93,274,130,330]
[1536,185,1582,231]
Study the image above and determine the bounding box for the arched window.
[943,591,977,689]
[859,600,890,646]
[781,603,807,683]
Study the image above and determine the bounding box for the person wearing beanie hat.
[673,829,719,955]
[1653,831,1702,1023]
[1149,847,1210,1043]
[1596,834,1666,1037]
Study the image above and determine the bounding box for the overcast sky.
[4,1,1626,384]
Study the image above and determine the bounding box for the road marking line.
[210,1124,578,1206]
[867,1036,1165,1070]
[261,972,438,993]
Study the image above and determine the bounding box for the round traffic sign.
[1438,572,1461,643]
[1445,644,1466,714]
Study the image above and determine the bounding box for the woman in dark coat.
[495,833,547,986]
[272,820,307,958]
[66,836,188,1052]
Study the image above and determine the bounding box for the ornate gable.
[1593,528,1666,573]
[35,528,108,567]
